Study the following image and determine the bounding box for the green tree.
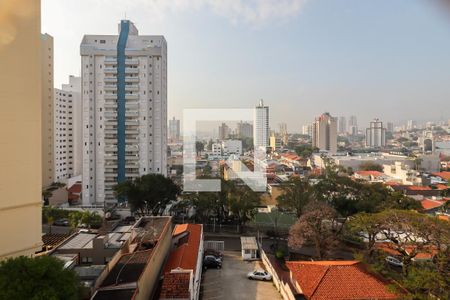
[195,141,204,156]
[114,174,180,216]
[346,212,383,258]
[289,201,338,259]
[186,192,218,223]
[294,144,318,158]
[277,177,315,218]
[228,185,260,232]
[359,162,383,172]
[0,256,83,300]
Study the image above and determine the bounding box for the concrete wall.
[0,0,43,259]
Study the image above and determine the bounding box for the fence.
[204,240,225,252]
[260,244,297,300]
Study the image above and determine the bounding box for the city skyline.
[42,0,450,131]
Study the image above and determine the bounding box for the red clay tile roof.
[68,183,82,193]
[376,243,437,260]
[165,224,202,273]
[432,172,450,181]
[286,261,398,300]
[434,184,449,190]
[438,215,449,221]
[355,171,384,177]
[404,185,432,191]
[159,272,191,299]
[421,199,447,210]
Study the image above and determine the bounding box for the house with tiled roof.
[285,261,398,300]
[353,170,388,182]
[159,224,203,300]
[420,198,449,214]
[432,171,450,182]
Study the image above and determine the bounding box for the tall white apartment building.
[312,113,337,153]
[54,76,82,181]
[254,99,269,149]
[80,20,167,205]
[168,117,180,142]
[302,124,312,136]
[237,121,253,139]
[365,119,386,148]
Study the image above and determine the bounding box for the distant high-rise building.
[54,76,82,181]
[365,119,386,148]
[420,131,435,153]
[41,33,54,187]
[338,116,347,134]
[0,0,43,259]
[302,124,312,136]
[254,99,269,149]
[406,120,416,131]
[80,20,167,205]
[269,133,282,151]
[312,113,337,153]
[218,122,230,140]
[237,121,253,139]
[278,123,288,145]
[386,122,394,133]
[169,117,180,142]
[348,115,358,135]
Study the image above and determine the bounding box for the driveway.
[201,251,282,300]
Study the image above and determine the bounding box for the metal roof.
[240,236,258,250]
[59,233,97,250]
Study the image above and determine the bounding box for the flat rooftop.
[58,233,97,250]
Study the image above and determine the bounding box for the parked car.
[204,255,222,263]
[385,256,403,267]
[53,218,69,226]
[203,256,222,269]
[204,249,223,259]
[247,270,272,281]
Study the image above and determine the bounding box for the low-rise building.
[285,261,398,300]
[92,216,172,300]
[159,224,204,300]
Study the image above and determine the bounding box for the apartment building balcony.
[125,68,139,74]
[125,120,139,126]
[125,85,139,92]
[125,58,139,65]
[104,77,117,83]
[104,84,116,91]
[104,67,117,74]
[125,77,139,83]
[125,93,139,100]
[104,58,117,64]
[104,93,117,100]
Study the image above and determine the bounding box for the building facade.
[218,122,230,140]
[338,116,347,134]
[312,113,337,153]
[41,33,54,187]
[254,99,269,149]
[237,121,253,139]
[0,0,43,259]
[80,20,167,205]
[168,117,180,142]
[365,118,386,148]
[54,76,82,181]
[348,115,358,135]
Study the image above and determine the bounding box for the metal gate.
[204,240,225,252]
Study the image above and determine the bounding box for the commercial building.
[0,0,43,259]
[237,121,253,139]
[80,20,168,205]
[254,99,269,149]
[386,122,394,133]
[365,118,386,148]
[269,133,282,151]
[169,117,181,142]
[312,113,337,153]
[54,76,82,181]
[222,140,242,156]
[41,33,54,187]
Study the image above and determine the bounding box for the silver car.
[247,270,272,281]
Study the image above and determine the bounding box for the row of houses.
[41,217,204,300]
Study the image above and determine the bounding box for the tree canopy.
[114,174,180,215]
[0,256,83,300]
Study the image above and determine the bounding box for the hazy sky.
[42,0,450,132]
